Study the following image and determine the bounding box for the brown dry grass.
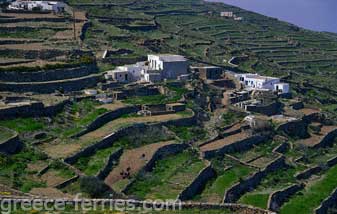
[40,170,68,187]
[104,140,176,188]
[298,126,337,147]
[200,131,250,152]
[78,113,186,144]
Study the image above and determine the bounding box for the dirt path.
[104,141,176,189]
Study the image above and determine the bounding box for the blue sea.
[208,0,337,33]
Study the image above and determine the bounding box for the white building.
[105,54,189,83]
[234,73,290,94]
[8,1,65,13]
[105,62,147,83]
[147,54,189,80]
[220,11,234,17]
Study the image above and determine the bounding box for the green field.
[196,164,253,203]
[280,164,337,214]
[126,150,205,200]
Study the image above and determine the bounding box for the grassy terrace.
[0,147,74,193]
[195,163,254,203]
[238,166,303,209]
[40,110,190,159]
[0,127,15,143]
[74,145,121,176]
[280,164,337,214]
[125,150,205,200]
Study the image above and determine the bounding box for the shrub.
[79,176,114,198]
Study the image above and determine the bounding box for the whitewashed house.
[105,54,189,83]
[105,62,147,83]
[147,54,189,81]
[234,73,290,94]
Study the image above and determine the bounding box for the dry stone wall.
[0,132,22,155]
[177,163,216,201]
[0,73,102,93]
[96,148,123,180]
[72,106,141,138]
[0,99,71,119]
[0,64,98,82]
[223,156,287,203]
[267,183,305,211]
[315,188,337,214]
[64,114,196,164]
[203,135,268,159]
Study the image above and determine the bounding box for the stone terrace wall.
[0,49,66,60]
[96,148,123,180]
[315,188,337,214]
[246,102,281,116]
[276,119,309,139]
[123,143,189,194]
[223,156,287,203]
[203,135,268,159]
[295,166,322,180]
[64,113,196,164]
[0,73,102,93]
[312,128,337,149]
[64,123,149,164]
[0,64,98,82]
[177,162,216,201]
[72,105,141,138]
[267,183,305,211]
[0,132,22,155]
[0,99,71,120]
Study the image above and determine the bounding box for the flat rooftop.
[151,54,187,62]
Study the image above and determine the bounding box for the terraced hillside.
[68,0,337,107]
[1,0,337,214]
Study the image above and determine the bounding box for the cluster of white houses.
[105,54,190,83]
[7,0,65,13]
[220,11,243,21]
[105,54,290,95]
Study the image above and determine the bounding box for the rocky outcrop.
[267,183,305,211]
[223,156,287,203]
[177,163,216,201]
